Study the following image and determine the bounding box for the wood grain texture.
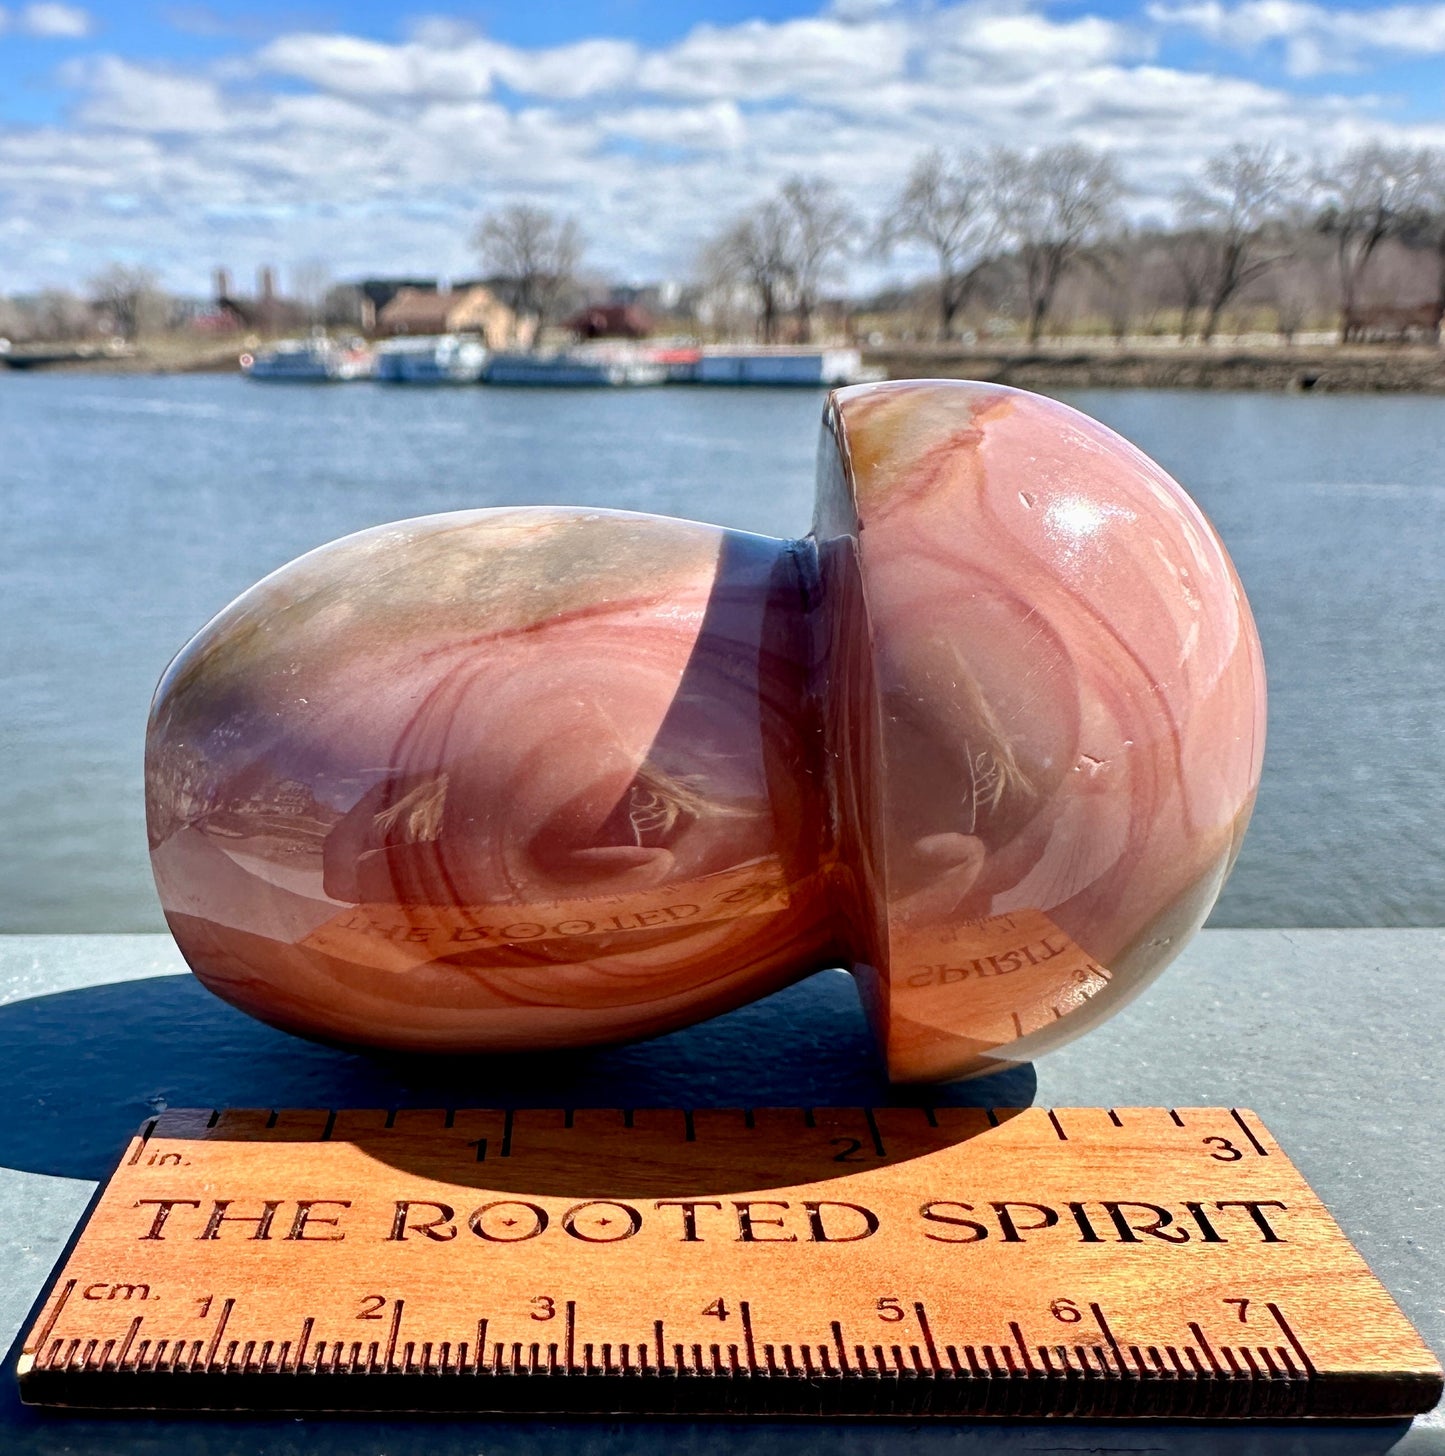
[18,1106,1440,1419]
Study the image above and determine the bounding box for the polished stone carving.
[146,381,1265,1081]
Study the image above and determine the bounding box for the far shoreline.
[867,343,1445,394]
[6,338,1445,393]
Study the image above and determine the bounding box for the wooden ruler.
[18,1106,1442,1419]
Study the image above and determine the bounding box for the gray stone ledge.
[0,929,1440,1452]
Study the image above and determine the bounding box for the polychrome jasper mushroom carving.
[146,380,1265,1082]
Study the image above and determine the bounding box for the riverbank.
[9,336,1445,391]
[1,336,240,374]
[867,342,1445,392]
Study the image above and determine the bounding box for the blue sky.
[2,0,1444,293]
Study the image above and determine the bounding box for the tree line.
[701,141,1445,346]
[7,141,1445,348]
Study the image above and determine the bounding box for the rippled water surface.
[2,373,1442,930]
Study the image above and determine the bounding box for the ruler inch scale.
[17,1105,1442,1420]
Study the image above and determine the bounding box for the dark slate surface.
[0,930,1440,1453]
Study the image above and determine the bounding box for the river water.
[1,373,1442,931]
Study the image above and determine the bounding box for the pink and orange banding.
[146,381,1264,1080]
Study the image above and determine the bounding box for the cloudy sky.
[2,0,1445,296]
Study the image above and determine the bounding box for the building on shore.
[212,266,305,334]
[374,283,529,350]
[564,302,656,340]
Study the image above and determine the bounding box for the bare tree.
[1174,143,1297,341]
[1161,228,1216,341]
[992,144,1122,344]
[321,283,366,330]
[880,149,996,341]
[1315,143,1433,340]
[289,258,333,327]
[779,177,855,342]
[702,200,795,343]
[702,178,854,344]
[474,205,584,339]
[1266,262,1320,345]
[1401,147,1445,337]
[88,264,165,342]
[1088,230,1140,344]
[35,288,93,341]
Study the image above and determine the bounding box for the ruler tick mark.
[831,1320,849,1373]
[1091,1304,1126,1378]
[500,1109,514,1158]
[1230,1108,1269,1157]
[115,1317,140,1372]
[27,1279,75,1361]
[1267,1302,1316,1377]
[320,1109,336,1141]
[1047,1110,1068,1141]
[204,1298,234,1369]
[864,1107,886,1157]
[915,1302,940,1371]
[127,1123,157,1166]
[1189,1321,1223,1375]
[383,1300,404,1371]
[740,1300,758,1371]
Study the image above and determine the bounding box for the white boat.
[242,337,374,382]
[696,346,883,387]
[374,334,487,384]
[484,345,668,387]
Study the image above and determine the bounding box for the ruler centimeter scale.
[18,1105,1443,1419]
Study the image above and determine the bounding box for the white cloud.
[3,2,1445,294]
[1149,0,1445,75]
[256,32,503,101]
[598,100,747,151]
[66,56,233,131]
[19,3,92,37]
[256,31,640,103]
[636,16,909,99]
[929,8,1145,80]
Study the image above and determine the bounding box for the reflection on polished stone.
[146,381,1265,1081]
